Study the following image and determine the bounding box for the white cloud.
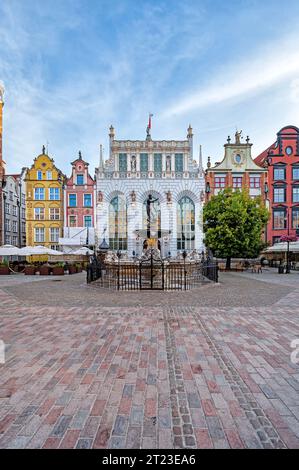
[162,32,299,118]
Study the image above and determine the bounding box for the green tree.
[203,188,269,269]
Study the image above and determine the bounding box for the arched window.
[177,196,195,250]
[143,197,161,237]
[109,195,127,250]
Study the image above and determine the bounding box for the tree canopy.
[203,188,269,264]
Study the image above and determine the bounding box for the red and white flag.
[148,113,153,129]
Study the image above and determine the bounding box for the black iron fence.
[88,254,218,290]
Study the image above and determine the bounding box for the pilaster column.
[184,153,188,172]
[149,153,153,172]
[127,153,131,173]
[137,153,140,172]
[171,154,175,173]
[162,153,166,172]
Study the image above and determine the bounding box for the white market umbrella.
[19,246,64,256]
[266,242,299,253]
[71,247,94,255]
[0,244,22,256]
[36,246,64,255]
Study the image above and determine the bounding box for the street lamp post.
[264,182,269,244]
[286,207,290,274]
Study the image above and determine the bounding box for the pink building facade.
[60,152,96,251]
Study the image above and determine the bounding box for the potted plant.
[76,263,82,273]
[68,264,77,275]
[24,265,36,275]
[39,264,51,275]
[52,262,65,276]
[0,260,10,275]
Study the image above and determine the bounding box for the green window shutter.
[119,153,127,172]
[154,154,162,172]
[175,153,184,172]
[140,153,148,172]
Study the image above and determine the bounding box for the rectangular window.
[76,174,84,185]
[233,177,242,188]
[84,215,92,228]
[140,153,148,172]
[22,194,25,206]
[273,209,286,230]
[175,153,184,172]
[9,191,13,201]
[154,153,162,172]
[5,220,10,231]
[49,187,60,200]
[119,153,127,172]
[69,215,77,227]
[34,207,45,220]
[50,227,60,242]
[50,208,60,220]
[35,227,45,243]
[273,187,286,203]
[273,167,285,180]
[34,188,45,200]
[13,236,18,246]
[12,221,17,233]
[293,167,299,180]
[12,205,17,217]
[46,171,52,180]
[292,208,299,229]
[250,177,261,188]
[69,194,77,207]
[84,194,92,207]
[215,177,226,188]
[293,186,299,203]
[5,203,10,214]
[21,208,25,219]
[22,222,26,233]
[37,171,43,180]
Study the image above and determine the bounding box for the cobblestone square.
[0,270,298,449]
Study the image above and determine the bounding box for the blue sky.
[1,0,299,175]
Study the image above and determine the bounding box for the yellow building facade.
[25,151,65,249]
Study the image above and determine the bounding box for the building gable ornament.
[231,151,245,167]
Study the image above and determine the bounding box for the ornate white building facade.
[95,124,205,257]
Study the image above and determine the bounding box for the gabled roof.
[254,143,275,167]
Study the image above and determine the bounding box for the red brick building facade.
[0,85,5,245]
[254,126,299,245]
[60,151,96,251]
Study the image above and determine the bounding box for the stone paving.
[0,271,298,449]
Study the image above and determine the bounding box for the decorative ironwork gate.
[139,251,164,290]
[89,250,219,290]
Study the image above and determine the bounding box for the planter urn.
[24,265,36,275]
[52,266,64,276]
[39,265,51,275]
[0,266,10,275]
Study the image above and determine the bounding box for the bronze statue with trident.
[146,194,159,239]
